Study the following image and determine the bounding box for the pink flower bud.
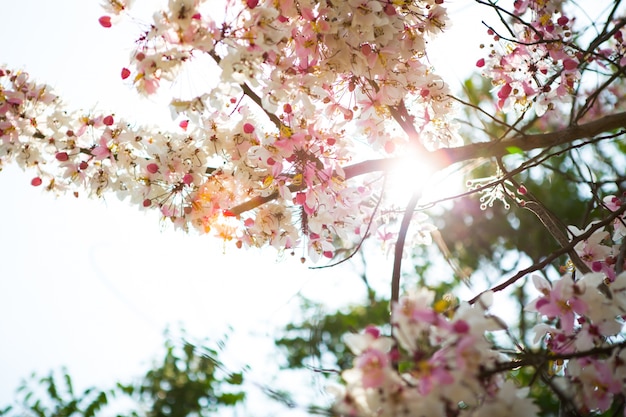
[146,163,159,174]
[31,177,42,186]
[243,123,255,134]
[55,152,69,162]
[103,115,114,126]
[121,67,131,79]
[98,16,112,28]
[563,59,578,71]
[364,326,380,338]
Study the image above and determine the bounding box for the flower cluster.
[477,1,580,116]
[118,0,458,150]
[331,289,540,417]
[524,194,626,414]
[1,0,460,260]
[0,67,370,259]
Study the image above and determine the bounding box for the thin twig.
[391,188,422,305]
[468,203,626,304]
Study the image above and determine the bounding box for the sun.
[382,151,464,210]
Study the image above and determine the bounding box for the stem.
[391,188,422,305]
[468,202,626,304]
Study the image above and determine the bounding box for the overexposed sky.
[0,0,484,413]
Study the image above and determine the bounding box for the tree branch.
[468,202,626,305]
[227,112,626,215]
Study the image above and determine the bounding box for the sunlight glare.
[384,152,464,209]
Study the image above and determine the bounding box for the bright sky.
[0,0,485,414]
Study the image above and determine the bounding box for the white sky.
[0,0,485,414]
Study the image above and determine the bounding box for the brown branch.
[468,202,626,305]
[437,111,626,166]
[391,188,421,305]
[208,50,282,129]
[227,112,626,215]
[482,339,626,377]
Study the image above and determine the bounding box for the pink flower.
[355,348,389,389]
[91,136,112,160]
[527,274,587,333]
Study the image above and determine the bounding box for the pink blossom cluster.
[524,194,626,414]
[477,0,580,116]
[330,289,540,417]
[0,67,368,259]
[116,0,458,150]
[0,0,458,260]
[330,195,626,416]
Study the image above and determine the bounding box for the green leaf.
[225,372,243,385]
[506,146,523,154]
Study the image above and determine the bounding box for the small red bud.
[364,326,380,338]
[182,173,193,185]
[243,123,255,134]
[517,185,527,195]
[103,115,114,126]
[563,58,578,71]
[31,177,42,186]
[246,0,259,8]
[146,163,159,174]
[55,152,69,162]
[79,161,89,170]
[179,119,189,130]
[98,16,112,28]
[476,58,485,68]
[283,103,292,114]
[121,67,131,79]
[143,199,152,207]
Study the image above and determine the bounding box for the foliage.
[119,333,245,417]
[2,333,245,417]
[276,292,390,374]
[5,369,111,417]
